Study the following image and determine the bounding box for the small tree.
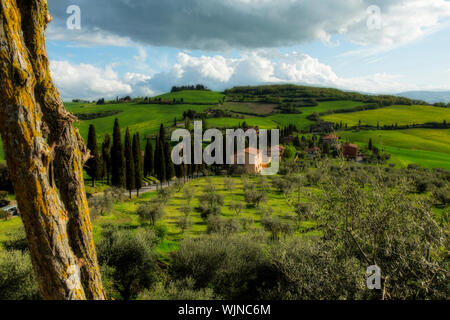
[180,205,193,217]
[223,177,234,191]
[230,201,244,216]
[176,215,193,234]
[0,209,10,221]
[137,201,166,226]
[182,188,195,206]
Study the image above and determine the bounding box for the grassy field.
[156,90,225,104]
[66,102,211,141]
[339,129,450,169]
[0,99,374,160]
[206,117,279,129]
[323,105,450,127]
[268,100,366,129]
[0,176,316,254]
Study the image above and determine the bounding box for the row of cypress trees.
[86,119,194,197]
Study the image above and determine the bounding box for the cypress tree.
[144,138,154,177]
[86,124,101,187]
[111,118,125,187]
[159,123,166,140]
[133,133,143,197]
[368,138,373,151]
[154,137,160,186]
[156,137,166,187]
[164,141,175,185]
[124,128,135,198]
[102,133,112,184]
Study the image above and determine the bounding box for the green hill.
[0,85,449,171]
[339,129,450,169]
[323,105,450,127]
[156,90,225,104]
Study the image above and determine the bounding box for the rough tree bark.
[0,0,106,300]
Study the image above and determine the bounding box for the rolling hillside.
[339,129,450,169]
[0,87,449,170]
[155,90,225,104]
[323,105,450,127]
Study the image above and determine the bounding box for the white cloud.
[347,0,450,47]
[46,26,132,47]
[50,51,450,101]
[51,61,133,100]
[146,50,450,94]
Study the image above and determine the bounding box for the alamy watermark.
[367,5,382,30]
[366,265,382,290]
[171,121,280,175]
[66,5,81,30]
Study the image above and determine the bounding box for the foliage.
[137,277,215,300]
[0,250,41,300]
[96,226,159,300]
[137,200,166,226]
[171,234,271,300]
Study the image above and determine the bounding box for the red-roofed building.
[321,134,339,146]
[233,145,285,174]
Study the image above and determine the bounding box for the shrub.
[0,209,10,221]
[198,192,224,219]
[207,215,241,235]
[137,277,216,300]
[0,250,41,300]
[3,226,28,251]
[104,187,126,203]
[88,194,113,219]
[261,216,295,240]
[171,234,271,299]
[137,200,166,226]
[96,226,159,300]
[432,187,450,205]
[176,215,193,233]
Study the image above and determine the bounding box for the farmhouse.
[234,145,284,174]
[343,143,363,162]
[234,147,263,174]
[321,134,339,146]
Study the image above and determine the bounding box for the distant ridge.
[396,91,450,104]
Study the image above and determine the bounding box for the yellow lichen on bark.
[0,0,105,300]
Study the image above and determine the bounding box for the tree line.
[86,119,205,197]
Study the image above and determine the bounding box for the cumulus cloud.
[51,61,135,100]
[47,0,450,50]
[50,50,450,101]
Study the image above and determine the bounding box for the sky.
[46,0,450,101]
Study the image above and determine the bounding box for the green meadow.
[339,129,450,169]
[267,100,366,128]
[323,105,450,127]
[66,102,211,141]
[0,176,316,254]
[0,91,449,171]
[156,90,225,104]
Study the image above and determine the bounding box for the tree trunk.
[0,0,105,300]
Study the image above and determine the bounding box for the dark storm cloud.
[47,0,385,50]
